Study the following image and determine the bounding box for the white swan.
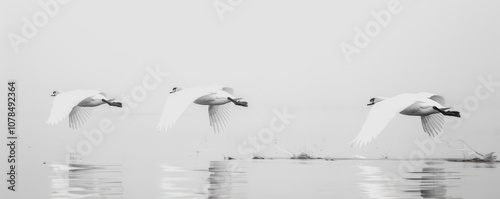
[351,92,460,148]
[46,90,122,129]
[156,86,248,133]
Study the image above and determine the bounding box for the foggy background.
[2,0,500,198]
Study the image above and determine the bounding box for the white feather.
[46,90,101,126]
[417,92,446,106]
[421,113,445,137]
[208,103,232,133]
[68,106,94,129]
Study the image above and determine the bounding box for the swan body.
[193,91,233,105]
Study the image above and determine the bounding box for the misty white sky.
[1,0,500,178]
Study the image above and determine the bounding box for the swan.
[351,92,460,148]
[46,90,122,129]
[156,86,248,133]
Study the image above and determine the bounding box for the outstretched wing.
[46,90,100,126]
[420,113,445,137]
[157,86,222,132]
[68,106,94,129]
[208,103,232,133]
[351,93,419,148]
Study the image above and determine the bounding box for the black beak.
[51,94,56,96]
[367,102,374,106]
[169,91,174,94]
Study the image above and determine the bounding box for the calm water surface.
[50,159,500,198]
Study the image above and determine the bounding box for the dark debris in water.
[447,159,499,163]
[291,153,321,160]
[252,156,265,160]
[465,158,496,163]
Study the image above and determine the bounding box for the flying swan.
[351,92,460,148]
[156,86,248,133]
[46,90,122,129]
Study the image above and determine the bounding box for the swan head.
[169,87,184,94]
[51,91,62,97]
[367,96,386,106]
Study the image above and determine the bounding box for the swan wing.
[157,86,222,132]
[208,103,232,133]
[417,92,446,106]
[68,106,94,129]
[351,94,419,148]
[222,87,234,95]
[420,113,445,137]
[46,90,100,126]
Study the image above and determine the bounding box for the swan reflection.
[159,161,247,198]
[50,164,123,199]
[358,161,462,199]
